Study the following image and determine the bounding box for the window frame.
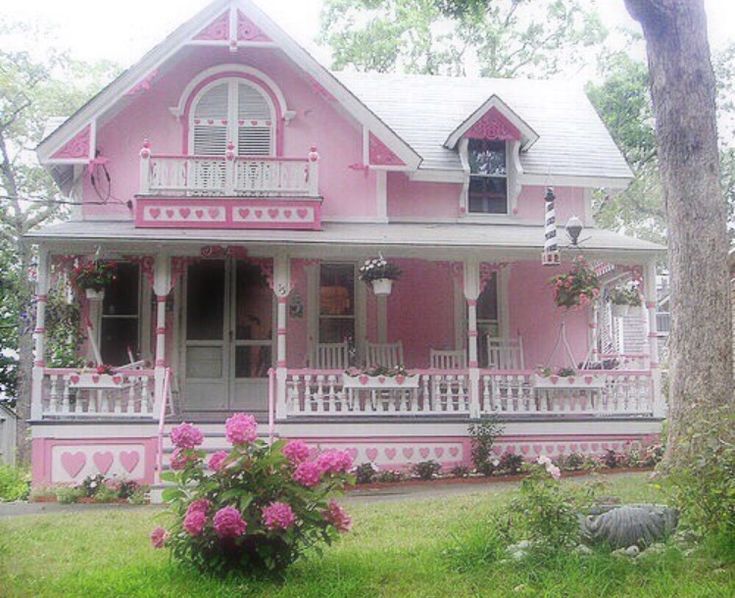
[99,262,142,366]
[317,262,357,346]
[465,139,509,215]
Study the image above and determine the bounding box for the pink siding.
[287,260,308,369]
[515,186,588,223]
[386,173,460,219]
[508,261,590,369]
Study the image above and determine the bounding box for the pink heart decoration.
[366,448,378,461]
[149,208,161,219]
[570,443,579,452]
[567,377,575,385]
[92,375,100,383]
[93,451,114,475]
[297,208,308,219]
[584,376,593,385]
[533,445,543,455]
[591,443,600,452]
[419,447,430,459]
[557,445,567,454]
[239,208,250,219]
[520,445,530,455]
[402,448,414,459]
[267,208,279,219]
[550,375,558,385]
[255,209,263,219]
[207,207,219,219]
[165,209,174,218]
[207,119,214,125]
[449,447,459,457]
[395,375,405,385]
[384,448,396,460]
[179,208,191,218]
[221,119,228,125]
[434,447,444,458]
[359,375,368,385]
[346,448,358,460]
[195,209,204,219]
[250,120,258,126]
[120,451,140,473]
[492,446,503,455]
[378,376,386,384]
[112,376,122,384]
[611,443,620,451]
[580,443,589,452]
[545,445,555,454]
[602,442,610,450]
[61,451,86,478]
[70,374,80,384]
[283,209,292,219]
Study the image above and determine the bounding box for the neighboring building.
[27,0,664,490]
[0,403,17,466]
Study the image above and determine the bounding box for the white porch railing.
[479,370,654,416]
[285,369,470,416]
[41,368,156,418]
[139,142,319,197]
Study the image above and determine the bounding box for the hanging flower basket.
[70,260,117,296]
[608,285,642,318]
[358,256,401,296]
[611,303,630,318]
[549,256,600,309]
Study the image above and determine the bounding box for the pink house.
[28,0,664,491]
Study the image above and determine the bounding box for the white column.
[152,254,172,418]
[273,254,291,419]
[643,261,665,417]
[463,258,481,418]
[377,295,388,343]
[31,249,50,420]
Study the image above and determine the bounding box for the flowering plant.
[608,284,642,307]
[358,255,401,283]
[549,256,600,309]
[344,364,410,378]
[154,415,355,574]
[70,260,116,292]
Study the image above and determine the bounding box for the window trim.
[466,139,509,215]
[317,262,358,347]
[99,262,142,366]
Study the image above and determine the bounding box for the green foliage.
[55,485,84,504]
[549,256,600,309]
[79,474,106,498]
[664,404,735,538]
[375,469,406,483]
[92,484,118,503]
[0,464,29,501]
[497,451,524,475]
[557,452,585,471]
[45,287,85,368]
[468,415,503,476]
[450,465,470,478]
[608,285,642,307]
[354,462,377,484]
[412,460,441,480]
[320,0,606,77]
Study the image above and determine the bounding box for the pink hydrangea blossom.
[283,440,310,464]
[187,499,211,515]
[225,413,258,445]
[537,455,552,467]
[208,450,229,471]
[315,450,353,475]
[293,461,322,487]
[262,501,297,531]
[323,500,352,533]
[170,448,197,471]
[183,509,207,536]
[547,464,562,480]
[150,526,169,548]
[213,506,248,538]
[170,422,204,449]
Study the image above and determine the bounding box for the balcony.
[135,141,321,230]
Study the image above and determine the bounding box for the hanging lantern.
[542,187,561,266]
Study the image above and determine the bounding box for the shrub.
[127,485,150,505]
[55,486,84,504]
[451,465,470,478]
[468,416,504,476]
[497,451,524,475]
[156,416,354,575]
[642,443,664,467]
[93,483,118,503]
[558,452,585,471]
[0,464,29,502]
[79,474,106,498]
[412,460,442,481]
[601,449,624,469]
[110,479,140,500]
[354,462,377,485]
[375,469,405,483]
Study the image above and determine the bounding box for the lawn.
[1,472,733,597]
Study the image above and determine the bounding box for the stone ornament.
[580,504,679,549]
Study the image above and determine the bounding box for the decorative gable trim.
[48,123,94,163]
[194,11,229,40]
[445,95,539,151]
[368,133,406,167]
[237,10,271,42]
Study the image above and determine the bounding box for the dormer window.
[190,78,274,156]
[468,139,507,214]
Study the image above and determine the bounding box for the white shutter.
[193,83,229,156]
[237,82,273,156]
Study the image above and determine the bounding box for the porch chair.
[485,335,525,370]
[365,341,404,368]
[308,341,350,370]
[429,349,467,370]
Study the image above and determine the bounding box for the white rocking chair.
[365,341,404,368]
[429,349,467,370]
[486,336,525,370]
[309,341,350,370]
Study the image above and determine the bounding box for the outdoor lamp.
[566,215,583,246]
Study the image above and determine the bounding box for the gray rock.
[574,544,593,555]
[580,504,678,549]
[510,550,527,561]
[625,545,640,557]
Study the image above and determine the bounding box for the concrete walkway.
[0,471,647,518]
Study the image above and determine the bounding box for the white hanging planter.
[611,303,630,318]
[371,278,394,296]
[85,288,105,301]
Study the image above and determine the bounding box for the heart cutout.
[591,443,600,452]
[545,445,555,454]
[165,209,174,218]
[419,447,430,459]
[557,444,567,454]
[359,375,368,385]
[402,448,414,459]
[384,448,396,460]
[434,447,444,458]
[179,207,191,218]
[395,374,405,385]
[255,209,263,219]
[120,451,140,473]
[283,209,292,219]
[207,207,219,219]
[297,208,308,219]
[346,448,358,460]
[580,443,589,452]
[378,376,386,384]
[520,445,530,455]
[550,375,558,385]
[195,209,204,219]
[61,452,86,478]
[584,376,593,385]
[238,208,250,219]
[449,447,459,458]
[93,451,114,475]
[533,445,543,455]
[70,374,80,384]
[567,376,575,384]
[366,448,378,461]
[267,208,279,219]
[92,375,100,383]
[149,208,161,219]
[112,375,122,384]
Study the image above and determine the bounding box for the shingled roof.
[336,72,633,184]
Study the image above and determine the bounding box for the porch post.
[273,254,291,419]
[643,260,665,418]
[31,249,50,420]
[463,258,481,418]
[152,254,172,418]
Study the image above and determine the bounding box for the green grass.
[1,472,733,597]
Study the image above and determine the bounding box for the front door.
[182,259,274,414]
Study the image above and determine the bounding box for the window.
[100,263,140,365]
[234,263,273,379]
[475,273,499,367]
[468,139,508,214]
[318,264,355,344]
[191,78,274,156]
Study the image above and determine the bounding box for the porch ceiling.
[26,220,663,261]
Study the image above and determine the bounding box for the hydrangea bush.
[153,414,354,574]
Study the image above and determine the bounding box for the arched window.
[190,78,275,156]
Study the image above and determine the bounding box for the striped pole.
[542,187,560,266]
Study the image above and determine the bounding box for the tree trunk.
[15,238,34,464]
[624,0,733,466]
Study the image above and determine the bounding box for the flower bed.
[154,415,354,575]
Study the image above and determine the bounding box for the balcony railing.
[139,141,319,198]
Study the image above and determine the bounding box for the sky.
[2,0,734,75]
